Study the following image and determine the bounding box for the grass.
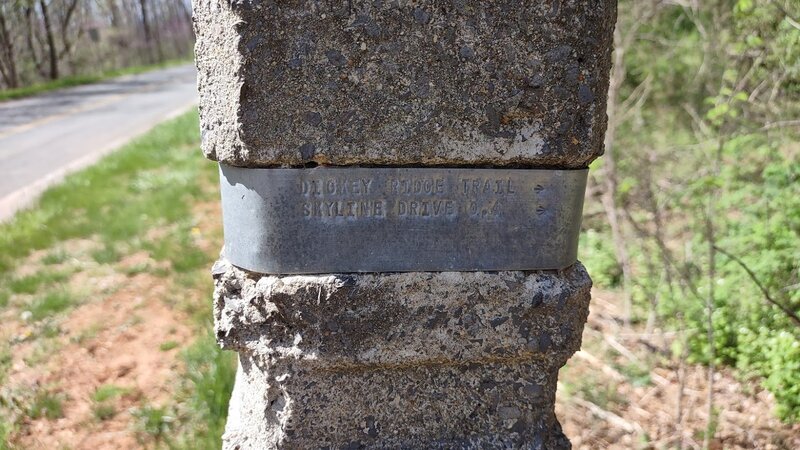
[28,290,75,321]
[159,341,180,352]
[170,330,236,450]
[91,385,131,421]
[0,110,234,448]
[9,271,70,294]
[0,112,205,274]
[0,346,10,384]
[22,338,61,367]
[41,249,69,265]
[91,244,122,264]
[0,58,191,102]
[28,390,65,420]
[143,225,208,274]
[132,405,174,444]
[123,262,152,277]
[41,323,61,339]
[0,422,10,450]
[93,403,117,422]
[92,385,130,403]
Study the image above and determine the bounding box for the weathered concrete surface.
[213,260,592,448]
[196,1,615,447]
[194,0,616,168]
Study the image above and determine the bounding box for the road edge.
[0,100,197,223]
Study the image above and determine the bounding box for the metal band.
[219,165,587,274]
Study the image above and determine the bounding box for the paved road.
[0,64,197,222]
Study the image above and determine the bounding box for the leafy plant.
[582,0,800,423]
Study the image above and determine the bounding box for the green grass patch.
[41,249,69,265]
[579,380,627,411]
[123,262,152,277]
[143,226,208,274]
[159,341,180,352]
[41,323,61,339]
[91,244,122,264]
[28,390,65,420]
[617,362,652,387]
[132,404,174,445]
[0,346,11,384]
[28,290,75,321]
[71,323,102,345]
[170,330,236,450]
[0,110,233,445]
[0,421,12,450]
[0,58,191,102]
[92,384,130,403]
[93,403,117,422]
[0,111,208,275]
[9,275,40,294]
[8,271,70,294]
[91,384,131,421]
[0,75,106,101]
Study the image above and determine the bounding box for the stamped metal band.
[219,165,587,274]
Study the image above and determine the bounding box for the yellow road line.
[0,93,130,140]
[0,80,166,141]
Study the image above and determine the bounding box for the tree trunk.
[108,0,121,28]
[0,5,20,88]
[39,0,58,80]
[59,0,80,59]
[177,0,192,29]
[138,0,153,62]
[24,5,47,79]
[601,25,635,324]
[150,0,164,62]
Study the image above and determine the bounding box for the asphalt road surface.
[0,64,198,222]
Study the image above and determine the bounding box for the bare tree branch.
[714,245,800,329]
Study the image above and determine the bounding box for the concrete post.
[194,1,616,448]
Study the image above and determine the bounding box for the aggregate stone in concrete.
[194,0,617,168]
[212,260,592,449]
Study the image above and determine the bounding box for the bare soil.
[4,257,192,450]
[558,290,800,449]
[2,208,797,448]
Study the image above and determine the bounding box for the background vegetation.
[0,0,798,448]
[0,0,193,95]
[582,0,800,435]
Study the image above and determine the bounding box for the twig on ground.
[571,395,644,435]
[574,350,627,382]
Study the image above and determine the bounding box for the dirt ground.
[558,291,800,450]
[2,240,797,449]
[2,251,192,450]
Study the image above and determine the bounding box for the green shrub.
[580,229,623,288]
